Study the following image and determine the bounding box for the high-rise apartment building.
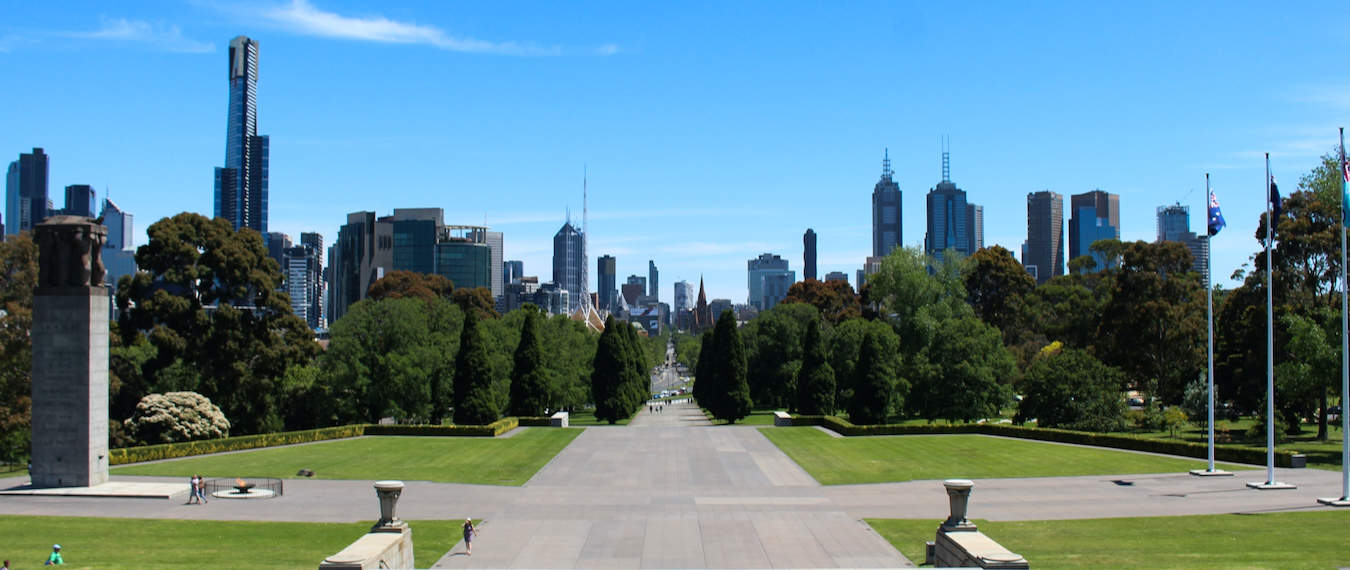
[285,242,323,330]
[1156,203,1209,286]
[1023,190,1064,284]
[648,260,659,301]
[213,36,270,234]
[552,220,585,312]
[803,228,817,281]
[597,255,617,311]
[872,149,902,257]
[300,232,325,328]
[673,280,694,314]
[1069,190,1120,271]
[924,157,971,263]
[6,148,49,236]
[747,253,794,310]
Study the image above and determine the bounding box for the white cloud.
[69,18,214,53]
[260,0,615,56]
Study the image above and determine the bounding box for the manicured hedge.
[366,417,519,437]
[108,424,365,465]
[792,415,1297,467]
[517,417,554,427]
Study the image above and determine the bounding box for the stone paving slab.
[0,481,189,499]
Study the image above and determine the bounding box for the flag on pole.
[1208,191,1226,236]
[1341,155,1349,223]
[1269,175,1283,230]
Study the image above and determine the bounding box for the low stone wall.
[773,411,793,427]
[930,479,1028,569]
[319,528,413,570]
[551,411,570,428]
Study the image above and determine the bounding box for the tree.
[692,329,714,405]
[0,235,36,463]
[908,315,1013,423]
[743,303,816,409]
[783,279,861,324]
[538,313,596,411]
[116,213,319,434]
[1015,347,1127,432]
[367,270,454,302]
[453,307,498,424]
[123,391,231,445]
[591,315,635,424]
[847,327,895,424]
[706,309,752,423]
[508,306,551,417]
[964,245,1035,339]
[619,321,651,413]
[452,287,501,319]
[796,316,836,415]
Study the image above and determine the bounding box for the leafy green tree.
[116,213,319,434]
[796,316,836,415]
[452,287,501,319]
[620,321,651,413]
[123,391,231,445]
[706,309,752,423]
[539,313,596,411]
[0,235,36,462]
[1015,347,1126,432]
[964,245,1036,339]
[692,329,714,405]
[453,307,498,424]
[367,270,454,302]
[908,315,1013,423]
[508,306,551,417]
[673,332,701,372]
[323,297,456,423]
[591,315,634,424]
[1274,310,1338,438]
[847,327,895,424]
[783,279,861,324]
[743,302,816,409]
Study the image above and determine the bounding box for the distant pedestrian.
[187,475,200,504]
[45,544,62,565]
[462,519,477,555]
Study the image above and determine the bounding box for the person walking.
[187,475,200,505]
[44,544,62,565]
[462,519,477,556]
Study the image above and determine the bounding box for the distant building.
[300,232,325,328]
[552,220,585,312]
[709,298,733,321]
[286,243,323,329]
[1024,190,1064,284]
[5,148,49,236]
[536,281,569,315]
[485,230,503,301]
[330,211,381,324]
[621,275,646,307]
[437,226,493,291]
[872,149,902,257]
[747,253,793,310]
[62,185,96,217]
[648,260,659,302]
[502,276,540,314]
[503,260,524,285]
[629,305,666,336]
[100,198,137,298]
[673,280,694,314]
[762,272,794,311]
[924,152,971,263]
[597,255,617,311]
[265,232,291,276]
[213,36,269,234]
[1156,203,1209,286]
[803,228,817,281]
[1069,190,1120,272]
[692,277,713,333]
[967,203,984,252]
[825,271,848,284]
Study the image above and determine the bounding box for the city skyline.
[3,2,1349,301]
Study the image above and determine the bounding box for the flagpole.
[1206,174,1217,472]
[1320,127,1350,506]
[1250,153,1294,490]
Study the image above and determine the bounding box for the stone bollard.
[941,479,977,532]
[373,480,407,532]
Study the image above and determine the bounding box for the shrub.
[109,425,364,465]
[123,392,230,445]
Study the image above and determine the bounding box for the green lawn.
[759,428,1247,485]
[0,516,466,569]
[1124,418,1345,470]
[113,429,580,485]
[567,409,633,426]
[868,511,1350,569]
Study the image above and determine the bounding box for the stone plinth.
[373,480,406,532]
[773,411,793,426]
[319,527,413,570]
[935,530,1028,569]
[31,216,110,489]
[550,411,569,427]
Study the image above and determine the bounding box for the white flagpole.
[1320,127,1350,505]
[1250,153,1294,489]
[1206,175,1216,472]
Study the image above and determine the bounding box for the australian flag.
[1207,191,1226,236]
[1269,175,1283,226]
[1342,157,1349,223]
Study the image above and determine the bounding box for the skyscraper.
[6,148,49,236]
[648,260,659,301]
[924,152,970,263]
[803,228,817,281]
[966,204,984,253]
[503,260,524,285]
[1023,190,1064,284]
[871,149,902,257]
[597,255,617,311]
[622,275,646,307]
[1069,190,1120,271]
[300,232,325,328]
[329,211,380,324]
[214,36,270,234]
[552,220,585,312]
[673,280,694,314]
[1156,203,1209,286]
[484,230,504,301]
[286,241,323,330]
[100,198,138,295]
[63,185,96,217]
[747,253,793,310]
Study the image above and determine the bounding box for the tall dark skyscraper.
[597,255,617,311]
[924,152,970,263]
[1023,190,1064,285]
[803,228,817,281]
[63,185,96,217]
[1156,203,1209,286]
[648,260,659,300]
[871,149,902,257]
[214,36,269,234]
[1069,190,1120,271]
[552,220,585,312]
[5,148,49,237]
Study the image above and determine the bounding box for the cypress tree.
[453,308,498,424]
[847,328,894,425]
[508,307,550,417]
[708,309,752,423]
[622,322,651,413]
[692,329,714,408]
[796,317,836,415]
[591,315,629,424]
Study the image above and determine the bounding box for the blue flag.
[1208,191,1226,236]
[1269,175,1282,227]
[1341,157,1348,223]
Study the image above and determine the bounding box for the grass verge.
[113,429,580,485]
[0,516,466,569]
[867,512,1350,569]
[759,428,1246,484]
[566,409,633,426]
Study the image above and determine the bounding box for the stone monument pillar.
[30,216,110,488]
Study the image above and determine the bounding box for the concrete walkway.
[1,400,1346,568]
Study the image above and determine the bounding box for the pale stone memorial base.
[320,481,415,569]
[1189,468,1233,477]
[1246,481,1297,490]
[931,479,1028,569]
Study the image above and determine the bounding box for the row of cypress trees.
[694,310,754,423]
[590,315,652,424]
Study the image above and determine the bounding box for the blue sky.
[3,1,1348,305]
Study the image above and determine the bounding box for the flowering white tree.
[124,391,230,444]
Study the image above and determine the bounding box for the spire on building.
[881,148,893,181]
[941,136,951,182]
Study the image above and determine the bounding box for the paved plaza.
[1,400,1345,568]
